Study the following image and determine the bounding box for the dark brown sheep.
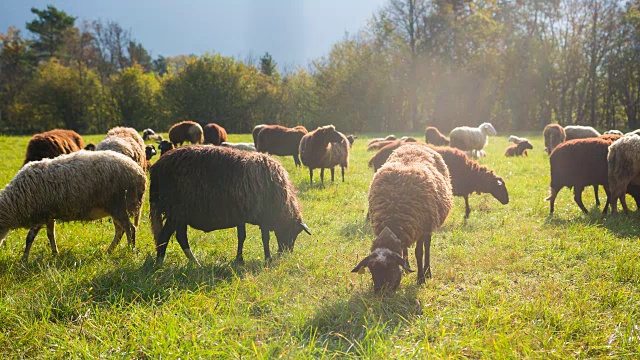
[425,126,450,146]
[299,125,348,184]
[23,129,86,165]
[157,140,175,156]
[504,140,533,157]
[543,124,566,155]
[168,121,204,146]
[145,144,157,161]
[149,146,310,265]
[369,141,509,219]
[252,124,267,144]
[256,125,308,166]
[546,136,619,214]
[203,123,228,145]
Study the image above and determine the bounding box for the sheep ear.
[299,222,311,235]
[392,253,414,273]
[351,254,373,274]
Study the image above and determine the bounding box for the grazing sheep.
[203,123,228,145]
[449,122,497,158]
[149,146,310,265]
[252,124,267,144]
[96,126,147,170]
[546,137,617,214]
[564,125,601,140]
[157,140,175,156]
[367,135,397,148]
[425,126,450,146]
[0,150,146,261]
[168,121,204,146]
[607,135,640,214]
[367,137,416,151]
[605,130,623,136]
[369,142,509,218]
[352,145,453,292]
[221,142,256,152]
[299,126,349,184]
[508,135,529,144]
[504,140,533,157]
[23,129,86,165]
[142,128,163,142]
[256,125,308,166]
[543,124,566,155]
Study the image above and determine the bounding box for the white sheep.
[449,122,497,158]
[607,135,640,214]
[564,125,600,140]
[97,126,149,170]
[0,150,147,261]
[605,130,623,136]
[508,135,529,144]
[220,142,257,152]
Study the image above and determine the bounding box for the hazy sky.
[0,0,388,69]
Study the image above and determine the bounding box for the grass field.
[1,132,640,358]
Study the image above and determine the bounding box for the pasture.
[1,132,640,358]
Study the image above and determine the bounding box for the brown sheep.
[504,140,533,157]
[425,126,450,146]
[299,125,349,184]
[203,123,228,145]
[149,146,310,265]
[369,141,509,219]
[543,124,566,155]
[168,121,204,146]
[367,137,416,151]
[256,125,308,166]
[23,129,86,165]
[352,145,453,292]
[252,124,267,144]
[367,135,397,149]
[157,140,175,156]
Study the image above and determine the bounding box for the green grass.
[1,132,640,358]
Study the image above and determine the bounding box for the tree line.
[1,1,639,135]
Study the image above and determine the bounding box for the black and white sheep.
[0,150,147,261]
[508,135,529,144]
[149,146,311,265]
[353,145,453,292]
[299,125,349,184]
[449,122,497,158]
[142,128,163,142]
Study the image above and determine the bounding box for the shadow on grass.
[544,206,640,238]
[299,286,422,356]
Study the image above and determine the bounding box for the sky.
[0,0,388,70]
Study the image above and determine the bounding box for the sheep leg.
[235,225,246,264]
[341,166,345,182]
[106,220,125,253]
[593,185,600,207]
[46,219,58,255]
[320,168,325,184]
[155,221,176,265]
[293,154,301,167]
[415,238,425,285]
[309,168,313,185]
[464,195,471,219]
[176,223,200,266]
[573,186,589,214]
[424,234,432,279]
[330,167,335,182]
[114,212,136,248]
[23,224,43,262]
[261,227,272,261]
[621,194,631,214]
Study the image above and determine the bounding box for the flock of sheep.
[0,119,637,293]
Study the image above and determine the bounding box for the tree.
[26,5,76,60]
[110,64,160,129]
[128,41,152,71]
[0,27,36,130]
[260,52,278,77]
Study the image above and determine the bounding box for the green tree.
[0,27,36,131]
[259,52,278,77]
[26,5,76,60]
[110,64,160,129]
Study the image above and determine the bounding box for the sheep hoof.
[155,256,165,267]
[234,256,244,265]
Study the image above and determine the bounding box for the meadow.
[1,132,640,358]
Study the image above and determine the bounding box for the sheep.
[606,135,640,214]
[369,141,508,219]
[0,150,146,261]
[425,126,450,146]
[145,144,157,161]
[84,143,96,151]
[256,125,308,166]
[367,135,397,148]
[625,129,640,136]
[367,137,416,151]
[543,124,566,155]
[347,135,357,147]
[352,145,453,292]
[168,121,204,146]
[157,140,175,156]
[299,125,349,184]
[220,142,256,152]
[142,128,163,142]
[203,123,228,145]
[252,124,267,144]
[96,126,147,170]
[504,140,533,157]
[449,122,497,158]
[149,145,311,265]
[23,129,86,165]
[546,136,618,214]
[508,135,529,144]
[564,125,601,140]
[605,130,623,136]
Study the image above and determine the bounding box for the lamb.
[543,124,566,154]
[352,145,453,292]
[23,129,87,165]
[220,142,256,152]
[508,135,529,144]
[607,135,640,214]
[252,124,267,144]
[149,146,311,265]
[424,126,450,146]
[168,121,204,146]
[564,125,601,140]
[299,125,349,184]
[256,125,308,166]
[157,140,174,156]
[504,140,533,157]
[0,150,146,261]
[449,122,497,158]
[369,141,508,219]
[203,123,228,145]
[546,136,618,214]
[142,128,163,141]
[96,126,148,170]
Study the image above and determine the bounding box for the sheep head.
[84,143,96,151]
[518,141,533,151]
[157,140,174,156]
[145,144,157,161]
[275,221,311,252]
[318,125,344,144]
[490,177,509,205]
[480,123,497,136]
